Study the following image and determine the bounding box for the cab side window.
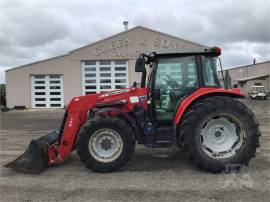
[154,56,198,121]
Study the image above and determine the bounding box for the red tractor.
[5,47,260,174]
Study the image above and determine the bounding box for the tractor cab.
[135,47,221,125]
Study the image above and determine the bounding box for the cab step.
[144,126,175,148]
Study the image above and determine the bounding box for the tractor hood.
[96,87,148,109]
[98,88,131,100]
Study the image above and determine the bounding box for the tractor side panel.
[173,87,245,125]
[96,87,149,111]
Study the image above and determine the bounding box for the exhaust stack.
[123,21,128,31]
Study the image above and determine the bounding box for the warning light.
[212,47,221,56]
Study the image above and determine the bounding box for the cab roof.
[155,46,221,57]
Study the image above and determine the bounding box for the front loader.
[4,47,260,174]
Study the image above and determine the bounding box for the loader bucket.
[4,129,60,174]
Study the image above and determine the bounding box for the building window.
[31,75,64,108]
[254,82,262,86]
[82,60,128,94]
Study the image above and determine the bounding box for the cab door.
[153,56,198,122]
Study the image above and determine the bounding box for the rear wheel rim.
[89,128,123,163]
[200,114,245,159]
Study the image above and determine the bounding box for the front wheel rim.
[89,128,123,163]
[200,114,245,159]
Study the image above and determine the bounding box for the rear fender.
[173,88,245,125]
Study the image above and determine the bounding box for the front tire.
[179,96,260,173]
[76,116,135,173]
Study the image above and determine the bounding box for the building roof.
[236,74,269,82]
[219,60,270,72]
[5,54,68,72]
[6,26,205,72]
[69,26,205,53]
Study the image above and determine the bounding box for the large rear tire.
[179,96,260,173]
[76,116,135,173]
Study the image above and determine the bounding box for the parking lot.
[0,99,269,201]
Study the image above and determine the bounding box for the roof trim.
[69,26,205,53]
[236,74,269,82]
[219,60,270,72]
[5,54,68,72]
[156,46,213,55]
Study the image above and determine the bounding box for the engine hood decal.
[98,89,130,98]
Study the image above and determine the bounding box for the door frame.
[149,55,203,125]
[31,75,64,108]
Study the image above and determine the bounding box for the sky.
[0,0,270,84]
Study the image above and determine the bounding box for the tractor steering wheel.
[162,75,188,101]
[162,75,179,89]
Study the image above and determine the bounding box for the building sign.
[92,36,183,58]
[154,37,179,48]
[93,38,132,56]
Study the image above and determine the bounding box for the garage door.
[82,60,129,95]
[31,75,64,108]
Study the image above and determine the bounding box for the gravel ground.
[0,99,269,202]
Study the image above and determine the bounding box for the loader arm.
[48,95,99,165]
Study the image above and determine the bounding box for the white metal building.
[6,26,203,108]
[219,61,270,95]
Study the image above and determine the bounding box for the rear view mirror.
[135,58,145,72]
